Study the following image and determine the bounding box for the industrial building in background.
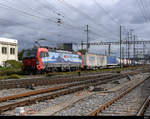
[57,43,73,51]
[0,38,18,66]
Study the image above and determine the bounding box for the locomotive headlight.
[36,60,39,65]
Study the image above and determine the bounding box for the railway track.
[136,96,150,116]
[0,68,149,115]
[0,68,149,90]
[88,74,150,116]
[0,73,113,90]
[143,100,150,116]
[0,74,122,103]
[0,73,130,114]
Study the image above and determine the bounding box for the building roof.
[0,37,18,44]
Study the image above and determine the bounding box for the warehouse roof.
[0,37,18,44]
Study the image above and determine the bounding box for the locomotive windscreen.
[23,49,37,59]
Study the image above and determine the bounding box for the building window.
[2,47,7,54]
[10,48,15,55]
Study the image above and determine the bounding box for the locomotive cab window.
[23,49,37,59]
[46,52,49,57]
[40,52,49,58]
[39,52,44,58]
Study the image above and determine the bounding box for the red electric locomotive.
[22,47,83,73]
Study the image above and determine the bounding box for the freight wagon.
[82,53,118,69]
[83,53,107,69]
[117,58,132,66]
[106,56,118,66]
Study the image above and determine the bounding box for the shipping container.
[83,53,118,69]
[97,55,107,66]
[84,53,98,68]
[83,53,107,69]
[106,56,117,65]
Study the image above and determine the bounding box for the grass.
[46,71,79,77]
[0,60,23,80]
[0,74,22,80]
[46,66,141,77]
[5,60,23,69]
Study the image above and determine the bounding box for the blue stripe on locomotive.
[42,51,82,64]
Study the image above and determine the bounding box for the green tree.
[18,49,25,60]
[78,49,87,55]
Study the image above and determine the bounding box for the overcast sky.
[0,0,149,56]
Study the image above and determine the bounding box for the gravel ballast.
[1,73,149,116]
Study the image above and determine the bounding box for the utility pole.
[133,35,136,66]
[127,32,130,66]
[127,29,133,66]
[81,41,83,50]
[108,44,111,56]
[125,34,128,64]
[143,39,145,64]
[120,25,122,68]
[130,29,134,65]
[122,47,124,67]
[85,25,89,52]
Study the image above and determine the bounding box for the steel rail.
[0,74,119,103]
[0,74,127,114]
[0,69,148,90]
[136,96,150,116]
[0,66,148,90]
[88,76,150,116]
[0,70,149,114]
[0,74,111,90]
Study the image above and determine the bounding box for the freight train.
[22,47,118,73]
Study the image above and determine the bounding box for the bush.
[0,74,22,80]
[0,68,21,76]
[0,60,22,76]
[5,60,23,69]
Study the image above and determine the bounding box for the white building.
[0,38,18,66]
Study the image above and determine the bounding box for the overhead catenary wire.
[0,1,83,32]
[62,0,119,37]
[3,0,119,42]
[48,0,117,40]
[0,1,56,23]
[146,0,150,20]
[93,0,120,25]
[139,0,150,22]
[0,0,84,31]
[43,0,86,30]
[16,0,58,20]
[40,0,107,38]
[26,0,117,41]
[0,0,126,48]
[57,0,119,38]
[137,0,148,22]
[0,17,84,45]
